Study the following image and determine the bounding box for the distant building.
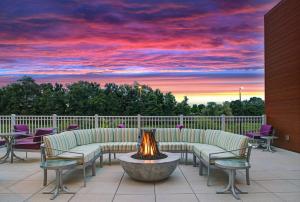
[265,0,300,152]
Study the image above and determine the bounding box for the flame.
[140,132,155,156]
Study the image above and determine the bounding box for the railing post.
[95,114,99,128]
[52,114,57,132]
[221,114,225,131]
[11,114,16,132]
[137,114,141,129]
[262,114,266,125]
[180,114,184,126]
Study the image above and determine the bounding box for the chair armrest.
[209,145,252,159]
[40,144,84,163]
[41,145,84,156]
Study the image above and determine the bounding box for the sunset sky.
[0,0,280,104]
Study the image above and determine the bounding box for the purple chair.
[13,128,55,152]
[0,139,5,147]
[246,124,273,147]
[176,124,184,130]
[117,123,125,128]
[246,124,273,139]
[13,124,32,139]
[67,124,79,131]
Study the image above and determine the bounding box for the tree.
[66,81,104,115]
[0,76,265,116]
[175,96,191,115]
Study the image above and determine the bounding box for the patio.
[1,148,300,202]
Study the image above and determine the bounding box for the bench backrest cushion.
[203,130,221,145]
[73,129,94,146]
[114,128,139,142]
[217,131,249,156]
[92,128,114,143]
[43,131,77,157]
[181,129,204,143]
[155,128,181,142]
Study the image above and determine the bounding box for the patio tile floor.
[0,148,300,202]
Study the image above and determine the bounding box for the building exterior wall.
[265,0,300,152]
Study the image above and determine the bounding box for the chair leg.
[199,160,203,176]
[109,152,111,165]
[246,168,250,185]
[185,151,188,164]
[43,169,47,186]
[100,155,103,168]
[83,166,86,187]
[26,152,28,159]
[92,162,96,176]
[193,154,196,167]
[114,153,116,159]
[207,164,211,186]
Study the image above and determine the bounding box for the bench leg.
[43,169,47,186]
[185,151,188,164]
[246,168,250,185]
[207,164,211,186]
[199,158,204,176]
[193,153,196,167]
[83,165,86,187]
[100,155,103,168]
[109,152,111,165]
[92,162,96,176]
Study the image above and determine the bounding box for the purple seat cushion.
[14,124,32,138]
[33,128,54,142]
[246,124,273,138]
[14,124,29,133]
[260,125,273,136]
[117,124,125,128]
[14,138,40,150]
[0,140,6,146]
[246,132,261,138]
[176,124,184,130]
[67,124,79,130]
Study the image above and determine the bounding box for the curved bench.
[42,128,250,187]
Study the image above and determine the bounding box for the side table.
[40,159,77,200]
[261,136,278,152]
[215,159,251,200]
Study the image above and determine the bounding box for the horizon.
[0,0,279,104]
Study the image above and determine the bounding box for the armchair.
[13,124,32,139]
[13,128,55,156]
[246,124,273,147]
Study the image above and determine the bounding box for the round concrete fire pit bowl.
[119,152,180,182]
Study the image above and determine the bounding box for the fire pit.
[119,129,180,182]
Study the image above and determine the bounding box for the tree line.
[0,77,264,116]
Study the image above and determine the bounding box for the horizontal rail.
[0,114,265,135]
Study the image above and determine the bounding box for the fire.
[140,132,155,156]
[132,129,167,160]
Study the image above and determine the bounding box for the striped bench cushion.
[193,144,236,163]
[181,129,204,143]
[57,144,100,164]
[92,128,114,143]
[217,131,249,156]
[43,131,77,157]
[114,128,139,142]
[73,129,93,145]
[156,128,181,142]
[100,142,137,153]
[203,130,221,146]
[159,142,186,151]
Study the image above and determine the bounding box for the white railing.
[0,114,266,135]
